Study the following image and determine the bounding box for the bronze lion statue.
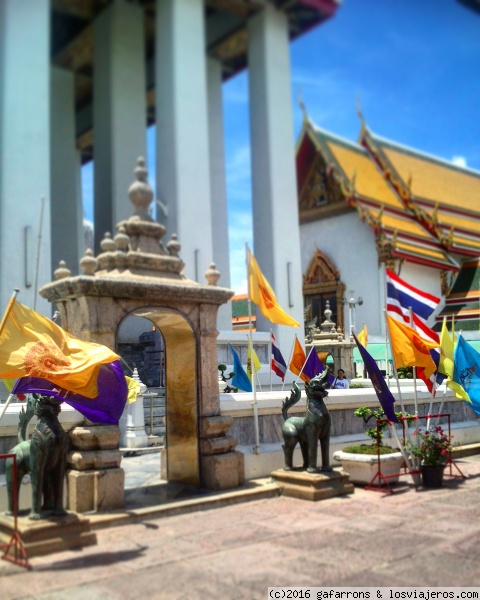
[281,369,332,473]
[6,394,69,520]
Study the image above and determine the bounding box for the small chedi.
[281,369,332,473]
[6,394,69,520]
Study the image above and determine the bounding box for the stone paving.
[1,453,480,599]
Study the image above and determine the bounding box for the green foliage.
[351,405,414,450]
[397,366,413,379]
[349,382,365,388]
[342,444,398,455]
[218,364,238,393]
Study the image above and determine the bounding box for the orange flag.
[0,298,119,398]
[247,248,299,327]
[387,314,439,379]
[288,336,308,382]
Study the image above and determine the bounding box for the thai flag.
[386,268,439,324]
[386,268,443,391]
[271,332,287,381]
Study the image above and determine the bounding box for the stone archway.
[128,307,199,486]
[40,158,244,509]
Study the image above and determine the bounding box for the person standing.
[333,369,349,389]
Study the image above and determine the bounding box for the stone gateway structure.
[40,158,244,507]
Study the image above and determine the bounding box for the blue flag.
[453,335,480,415]
[229,343,252,392]
[353,332,398,422]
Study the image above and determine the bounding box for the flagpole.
[269,328,273,392]
[0,288,20,338]
[33,196,45,311]
[0,393,16,426]
[296,346,314,384]
[409,307,419,417]
[383,264,390,387]
[385,309,405,415]
[246,243,260,455]
[282,335,297,393]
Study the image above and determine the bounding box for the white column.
[93,0,147,251]
[119,369,148,449]
[207,58,232,330]
[51,67,84,276]
[155,0,214,282]
[0,0,51,314]
[247,4,305,353]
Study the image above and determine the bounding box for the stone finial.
[205,263,220,286]
[80,248,98,276]
[114,226,130,252]
[100,232,116,253]
[128,157,153,220]
[54,260,71,280]
[166,233,181,257]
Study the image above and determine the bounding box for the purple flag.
[353,333,398,422]
[303,348,335,385]
[12,360,128,425]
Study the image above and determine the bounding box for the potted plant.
[218,364,238,393]
[407,425,455,488]
[333,406,408,485]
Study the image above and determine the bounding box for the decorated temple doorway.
[117,308,199,488]
[303,249,346,333]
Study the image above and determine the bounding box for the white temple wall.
[247,3,305,354]
[155,0,214,283]
[301,212,383,340]
[0,0,51,314]
[51,67,84,277]
[93,0,147,251]
[207,57,232,331]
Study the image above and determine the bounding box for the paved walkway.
[1,453,480,599]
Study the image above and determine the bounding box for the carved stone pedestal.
[271,468,354,501]
[0,512,97,558]
[67,425,124,513]
[199,415,245,490]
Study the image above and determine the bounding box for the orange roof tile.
[326,141,403,209]
[381,146,480,213]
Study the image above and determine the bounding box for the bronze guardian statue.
[6,394,69,520]
[281,369,332,473]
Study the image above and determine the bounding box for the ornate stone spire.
[128,157,153,220]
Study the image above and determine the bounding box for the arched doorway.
[303,249,346,332]
[126,308,199,486]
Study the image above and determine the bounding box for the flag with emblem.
[0,298,120,398]
[247,247,299,327]
[11,360,129,424]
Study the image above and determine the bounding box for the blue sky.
[83,0,480,294]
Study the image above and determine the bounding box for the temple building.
[0,0,339,354]
[296,114,480,348]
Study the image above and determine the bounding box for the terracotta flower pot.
[420,464,445,489]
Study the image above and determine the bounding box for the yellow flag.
[438,317,470,402]
[247,248,299,327]
[387,314,439,379]
[0,299,120,398]
[125,376,142,404]
[357,323,368,347]
[288,336,308,382]
[247,339,261,382]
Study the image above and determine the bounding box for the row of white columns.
[0,0,304,350]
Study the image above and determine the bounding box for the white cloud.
[452,155,467,168]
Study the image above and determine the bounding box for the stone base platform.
[271,468,355,501]
[0,512,97,559]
